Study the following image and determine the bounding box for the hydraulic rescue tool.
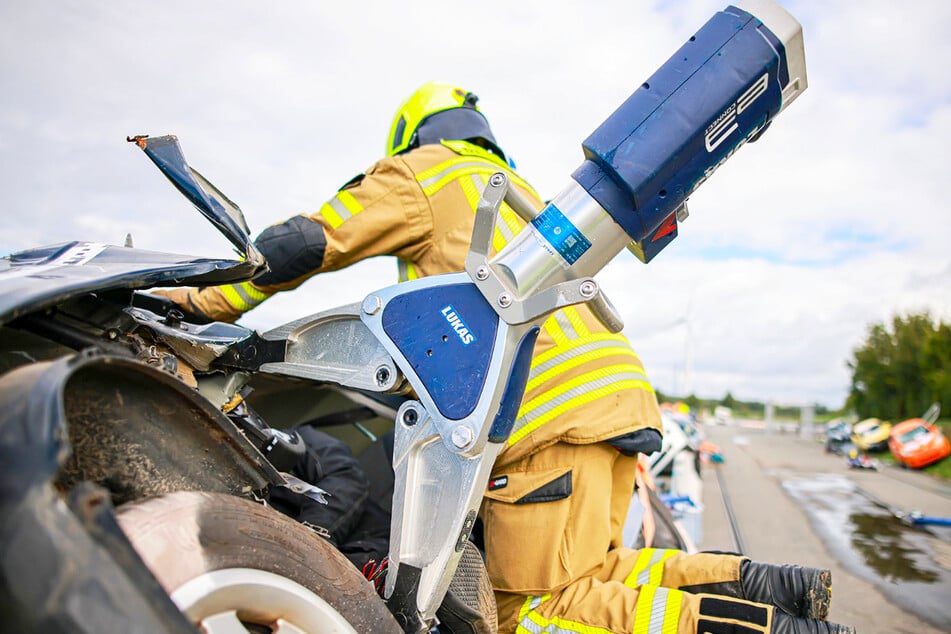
[125,0,809,631]
[365,1,808,629]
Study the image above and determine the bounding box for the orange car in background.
[888,413,950,469]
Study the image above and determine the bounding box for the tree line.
[658,311,949,423]
[654,390,831,420]
[847,311,950,421]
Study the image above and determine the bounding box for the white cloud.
[2,0,949,409]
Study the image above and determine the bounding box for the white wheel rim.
[170,568,359,634]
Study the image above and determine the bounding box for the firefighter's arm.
[155,156,432,322]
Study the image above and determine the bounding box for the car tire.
[116,491,401,634]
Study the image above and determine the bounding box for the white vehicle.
[715,406,735,425]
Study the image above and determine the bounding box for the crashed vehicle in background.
[889,404,950,469]
[823,419,852,455]
[851,417,892,453]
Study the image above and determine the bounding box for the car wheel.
[116,491,401,634]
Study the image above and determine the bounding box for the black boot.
[771,612,855,634]
[741,560,832,620]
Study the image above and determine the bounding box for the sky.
[2,1,949,410]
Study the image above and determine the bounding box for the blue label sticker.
[531,204,592,265]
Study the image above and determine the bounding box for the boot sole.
[805,569,832,620]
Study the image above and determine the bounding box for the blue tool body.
[375,0,806,436]
[381,283,498,420]
[573,4,793,261]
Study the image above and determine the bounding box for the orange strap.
[635,457,655,548]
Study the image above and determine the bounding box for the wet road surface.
[782,472,951,631]
[699,422,951,634]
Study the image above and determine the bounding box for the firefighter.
[156,82,854,634]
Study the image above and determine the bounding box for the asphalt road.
[697,422,951,634]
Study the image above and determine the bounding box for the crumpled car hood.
[0,240,257,326]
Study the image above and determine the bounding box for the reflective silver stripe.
[518,612,595,634]
[417,160,498,190]
[469,173,486,196]
[398,258,410,282]
[553,309,580,340]
[237,282,267,305]
[647,586,672,634]
[637,549,669,586]
[517,596,545,634]
[221,281,267,310]
[327,196,354,223]
[518,616,544,634]
[528,338,635,382]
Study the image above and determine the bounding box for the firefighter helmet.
[386,81,505,160]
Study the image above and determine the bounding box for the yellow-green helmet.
[386,81,505,160]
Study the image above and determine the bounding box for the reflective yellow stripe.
[518,595,544,622]
[421,164,506,197]
[238,281,269,303]
[530,332,632,367]
[517,594,617,634]
[397,258,419,282]
[499,201,523,237]
[563,306,590,337]
[219,281,270,311]
[625,548,655,588]
[459,170,528,255]
[663,589,683,634]
[421,148,536,255]
[510,365,654,445]
[458,173,508,253]
[416,158,493,187]
[519,365,652,419]
[416,156,485,182]
[553,309,581,341]
[416,155,536,198]
[492,208,518,249]
[648,550,678,586]
[543,313,570,346]
[417,153,537,192]
[463,170,524,246]
[633,585,683,634]
[633,584,657,633]
[525,343,643,392]
[319,201,344,229]
[220,284,248,310]
[624,548,678,588]
[336,189,362,215]
[441,138,511,168]
[459,170,484,210]
[520,614,616,634]
[319,190,365,230]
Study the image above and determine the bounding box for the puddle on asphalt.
[781,473,951,630]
